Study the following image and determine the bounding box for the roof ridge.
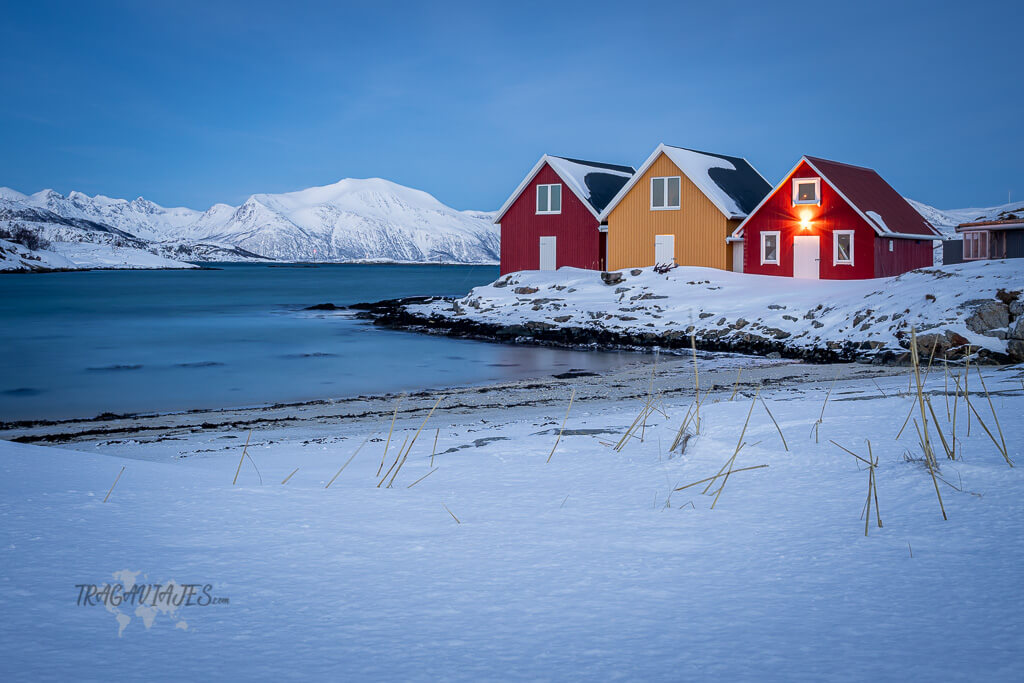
[548,155,635,174]
[805,155,876,173]
[663,144,748,163]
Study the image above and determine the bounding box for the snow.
[1,180,500,264]
[865,209,891,233]
[0,238,199,271]
[2,363,1022,679]
[546,156,632,203]
[410,261,1023,358]
[909,199,1024,237]
[660,146,745,218]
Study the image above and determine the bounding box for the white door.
[539,236,556,271]
[732,242,744,273]
[792,236,820,279]
[654,234,675,266]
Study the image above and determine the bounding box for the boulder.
[601,272,624,285]
[1011,300,1024,319]
[1008,340,1024,363]
[630,269,643,276]
[513,286,539,295]
[965,301,1009,334]
[1009,317,1024,341]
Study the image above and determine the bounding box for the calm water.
[0,263,648,421]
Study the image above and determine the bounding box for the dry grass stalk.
[103,466,125,503]
[232,430,253,486]
[730,369,742,401]
[326,431,376,489]
[547,388,576,463]
[910,327,946,520]
[614,397,656,452]
[708,390,759,508]
[431,428,439,468]
[385,396,443,488]
[378,435,408,485]
[829,440,873,467]
[674,464,767,492]
[943,360,951,420]
[813,370,840,444]
[872,378,888,398]
[281,467,299,485]
[759,395,788,452]
[670,401,697,452]
[690,331,701,433]
[868,441,882,529]
[443,503,461,524]
[406,467,438,489]
[951,372,1010,465]
[379,395,404,476]
[964,349,972,436]
[974,364,1011,466]
[925,396,954,460]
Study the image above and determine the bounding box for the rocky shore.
[354,263,1024,365]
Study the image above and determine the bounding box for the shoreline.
[0,356,906,446]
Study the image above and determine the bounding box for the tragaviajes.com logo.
[76,570,229,637]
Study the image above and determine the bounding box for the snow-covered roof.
[493,155,635,224]
[598,144,771,221]
[732,157,942,241]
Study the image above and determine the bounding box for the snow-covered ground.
[1,363,1022,680]
[0,237,197,272]
[406,261,1024,361]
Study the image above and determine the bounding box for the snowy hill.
[909,199,1024,236]
[175,178,500,263]
[3,179,500,265]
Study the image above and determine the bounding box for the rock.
[525,321,555,332]
[853,310,873,327]
[630,269,643,276]
[614,286,629,294]
[492,278,510,288]
[767,304,785,310]
[811,320,824,329]
[732,318,749,330]
[601,272,624,285]
[552,315,572,323]
[1011,300,1024,318]
[767,351,782,359]
[1009,317,1024,341]
[782,315,798,322]
[514,286,539,295]
[995,288,1021,306]
[1008,339,1024,363]
[304,302,343,311]
[965,301,1009,334]
[698,312,714,319]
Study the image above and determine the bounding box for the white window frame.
[650,176,681,211]
[963,230,989,260]
[760,231,781,265]
[792,177,821,206]
[888,239,894,252]
[536,184,562,215]
[833,230,855,266]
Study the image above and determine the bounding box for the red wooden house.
[730,156,940,279]
[495,155,635,275]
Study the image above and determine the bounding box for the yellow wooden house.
[598,144,772,271]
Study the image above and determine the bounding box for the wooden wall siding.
[741,160,876,279]
[499,163,602,275]
[606,153,732,271]
[873,235,934,276]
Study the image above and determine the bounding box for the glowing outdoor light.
[799,209,813,231]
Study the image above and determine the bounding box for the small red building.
[730,156,940,279]
[495,155,635,275]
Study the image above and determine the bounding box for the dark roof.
[805,156,940,237]
[548,156,636,214]
[957,218,1024,230]
[667,146,772,216]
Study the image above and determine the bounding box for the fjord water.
[0,264,645,422]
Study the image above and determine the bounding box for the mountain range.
[0,178,499,270]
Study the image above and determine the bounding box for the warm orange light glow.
[799,209,813,231]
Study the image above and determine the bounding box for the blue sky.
[0,0,1020,212]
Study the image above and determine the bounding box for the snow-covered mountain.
[1,178,500,265]
[908,199,1024,237]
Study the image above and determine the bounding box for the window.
[963,231,989,260]
[888,239,894,252]
[833,230,854,265]
[760,231,780,265]
[650,176,681,210]
[536,184,561,214]
[792,177,820,205]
